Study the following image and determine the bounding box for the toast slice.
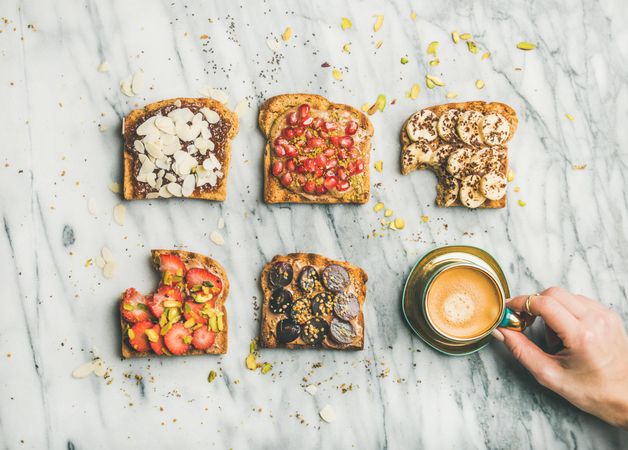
[259,253,367,350]
[123,98,239,201]
[400,101,518,209]
[259,94,374,204]
[120,249,229,358]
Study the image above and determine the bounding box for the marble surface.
[1,0,627,448]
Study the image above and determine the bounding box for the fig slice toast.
[123,98,238,201]
[120,249,229,358]
[400,101,518,209]
[259,253,367,350]
[259,94,374,204]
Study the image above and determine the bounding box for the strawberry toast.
[119,249,229,358]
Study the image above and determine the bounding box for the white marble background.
[1,0,627,448]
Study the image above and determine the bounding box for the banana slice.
[459,175,486,208]
[437,109,460,142]
[431,144,457,168]
[406,110,438,142]
[401,141,433,174]
[468,147,501,175]
[446,147,472,179]
[436,177,459,207]
[480,172,507,201]
[480,113,510,146]
[456,110,485,147]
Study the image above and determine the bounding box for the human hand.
[494,287,628,429]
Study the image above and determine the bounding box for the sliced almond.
[181,174,196,197]
[210,230,224,246]
[131,70,144,95]
[281,26,292,41]
[97,61,109,72]
[200,107,220,124]
[87,198,98,216]
[266,38,281,52]
[72,361,95,379]
[319,405,336,423]
[103,261,118,279]
[113,204,126,226]
[155,116,175,135]
[234,99,249,117]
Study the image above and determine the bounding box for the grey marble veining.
[1,0,627,448]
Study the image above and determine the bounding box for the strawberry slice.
[128,321,153,353]
[148,324,165,355]
[120,288,150,323]
[148,286,183,318]
[159,254,186,276]
[192,327,216,351]
[186,268,223,294]
[163,323,191,356]
[183,298,213,325]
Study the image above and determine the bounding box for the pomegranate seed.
[315,185,327,195]
[345,121,358,135]
[312,117,324,129]
[297,175,307,185]
[274,145,286,157]
[298,104,310,118]
[282,128,295,139]
[303,180,316,193]
[286,159,296,172]
[315,168,324,178]
[348,146,360,159]
[314,155,327,167]
[319,131,329,139]
[284,144,298,157]
[287,111,299,126]
[307,137,325,148]
[337,180,350,191]
[323,176,338,190]
[280,172,293,187]
[339,136,353,148]
[305,130,314,139]
[326,158,338,169]
[294,126,305,136]
[304,159,316,173]
[354,159,364,174]
[325,169,336,178]
[324,121,338,132]
[329,136,341,147]
[271,161,283,176]
[274,137,288,147]
[323,148,336,157]
[337,149,347,160]
[347,161,356,173]
[301,116,314,126]
[296,165,307,174]
[337,167,348,180]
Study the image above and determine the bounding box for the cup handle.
[498,307,526,332]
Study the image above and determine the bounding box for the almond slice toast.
[259,94,374,204]
[259,253,368,350]
[120,249,229,358]
[400,101,518,209]
[123,98,239,201]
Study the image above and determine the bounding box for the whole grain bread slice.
[259,94,374,204]
[120,249,229,358]
[123,98,239,201]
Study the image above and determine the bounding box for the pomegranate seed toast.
[259,253,368,350]
[259,94,374,204]
[120,249,229,358]
[400,101,518,209]
[123,98,239,201]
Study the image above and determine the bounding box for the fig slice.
[333,293,359,321]
[268,261,293,288]
[329,318,356,345]
[321,264,349,293]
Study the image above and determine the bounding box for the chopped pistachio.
[145,329,159,343]
[375,94,386,112]
[518,200,527,207]
[208,370,217,383]
[410,11,417,21]
[183,335,192,345]
[427,41,439,56]
[514,186,521,192]
[332,69,343,81]
[85,259,92,268]
[374,160,383,172]
[245,354,257,370]
[342,43,352,53]
[467,41,479,54]
[394,218,405,229]
[384,208,393,217]
[565,113,574,121]
[373,14,384,32]
[341,17,352,30]
[160,322,172,335]
[426,77,435,89]
[249,339,257,354]
[572,164,587,170]
[261,363,272,374]
[429,59,440,66]
[374,202,385,212]
[127,329,135,340]
[426,75,444,87]
[475,79,485,89]
[446,92,458,99]
[361,103,369,112]
[217,315,224,331]
[421,215,429,223]
[123,303,134,311]
[451,31,460,43]
[408,83,420,99]
[400,56,409,64]
[163,300,181,308]
[460,33,472,40]
[281,27,292,41]
[183,319,196,328]
[507,169,515,182]
[481,52,491,60]
[517,41,536,50]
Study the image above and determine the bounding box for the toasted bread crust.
[400,101,518,209]
[259,94,374,204]
[120,249,229,358]
[123,98,239,201]
[259,253,368,350]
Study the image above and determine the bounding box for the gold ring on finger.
[525,293,540,315]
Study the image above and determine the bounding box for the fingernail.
[491,329,504,342]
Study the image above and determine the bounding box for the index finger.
[506,294,580,342]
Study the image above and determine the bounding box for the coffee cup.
[402,245,525,355]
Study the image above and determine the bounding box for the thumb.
[500,328,563,389]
